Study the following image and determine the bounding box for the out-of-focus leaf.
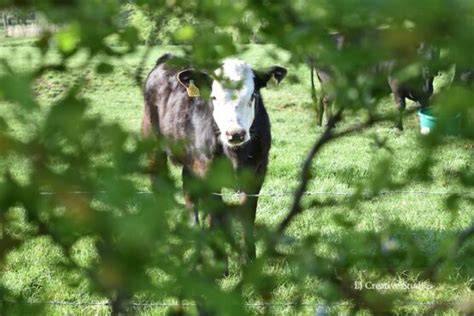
[55,26,81,55]
[96,62,114,74]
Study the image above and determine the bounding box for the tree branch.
[134,45,153,89]
[278,109,343,233]
[277,107,418,234]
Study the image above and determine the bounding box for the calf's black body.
[142,54,286,262]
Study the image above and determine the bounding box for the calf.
[387,43,439,130]
[142,53,287,263]
[310,34,438,130]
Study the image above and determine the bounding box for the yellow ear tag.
[268,74,278,87]
[186,80,200,97]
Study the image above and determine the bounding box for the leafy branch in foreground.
[0,0,473,315]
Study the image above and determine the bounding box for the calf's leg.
[182,167,200,225]
[239,175,265,264]
[389,78,406,131]
[241,194,258,264]
[208,194,230,276]
[310,65,325,126]
[394,95,406,131]
[317,95,325,127]
[324,96,334,127]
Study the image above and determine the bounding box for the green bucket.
[418,107,461,135]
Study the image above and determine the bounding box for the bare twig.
[277,107,419,234]
[134,45,153,89]
[278,109,343,233]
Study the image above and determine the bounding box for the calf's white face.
[211,59,255,147]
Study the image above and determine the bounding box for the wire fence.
[37,189,474,198]
[12,300,450,309]
[25,188,470,312]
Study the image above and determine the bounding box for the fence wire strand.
[37,190,474,198]
[27,189,469,312]
[12,300,448,309]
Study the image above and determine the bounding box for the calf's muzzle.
[225,129,246,145]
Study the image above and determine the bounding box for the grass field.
[0,38,473,315]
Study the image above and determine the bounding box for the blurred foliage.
[0,0,473,315]
[122,3,196,45]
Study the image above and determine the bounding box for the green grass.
[0,40,473,315]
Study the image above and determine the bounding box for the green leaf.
[96,62,114,74]
[55,26,81,55]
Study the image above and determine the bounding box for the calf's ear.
[254,66,288,88]
[177,69,211,87]
[177,69,212,98]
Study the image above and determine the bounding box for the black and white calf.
[142,54,287,262]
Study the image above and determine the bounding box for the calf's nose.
[225,129,246,144]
